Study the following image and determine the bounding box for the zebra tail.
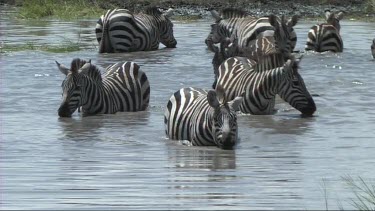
[99,10,114,53]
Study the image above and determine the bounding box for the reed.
[342,176,375,211]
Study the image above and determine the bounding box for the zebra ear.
[79,63,91,74]
[207,90,220,109]
[164,8,174,18]
[210,9,222,22]
[228,96,243,112]
[336,11,344,20]
[325,10,334,21]
[287,15,298,27]
[215,84,226,104]
[268,14,278,28]
[56,61,69,75]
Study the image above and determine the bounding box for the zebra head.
[56,58,89,117]
[269,14,299,54]
[325,10,344,32]
[207,86,243,150]
[158,8,177,48]
[277,57,316,116]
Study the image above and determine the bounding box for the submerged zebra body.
[96,7,177,53]
[215,55,316,115]
[206,9,298,55]
[164,86,243,149]
[57,58,150,117]
[305,10,344,52]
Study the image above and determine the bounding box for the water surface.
[1,10,375,210]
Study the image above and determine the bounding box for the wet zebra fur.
[164,86,243,149]
[57,58,150,117]
[206,8,298,54]
[305,10,344,53]
[215,55,316,115]
[95,7,177,53]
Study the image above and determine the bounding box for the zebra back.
[57,58,150,117]
[215,55,316,115]
[305,10,344,52]
[207,10,298,55]
[164,86,243,149]
[95,7,176,53]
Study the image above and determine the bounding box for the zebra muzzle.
[58,103,72,117]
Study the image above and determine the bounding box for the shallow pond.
[1,8,375,210]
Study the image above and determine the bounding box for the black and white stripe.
[305,10,344,52]
[57,58,150,117]
[206,9,298,55]
[95,7,177,53]
[215,55,316,115]
[164,86,243,149]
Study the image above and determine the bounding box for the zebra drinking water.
[215,55,316,116]
[305,10,344,53]
[57,58,150,117]
[95,7,177,53]
[164,86,243,150]
[206,8,298,55]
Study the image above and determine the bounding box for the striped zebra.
[95,7,177,53]
[206,8,298,54]
[208,14,294,89]
[305,10,344,52]
[215,55,316,115]
[371,38,375,59]
[164,86,243,149]
[56,58,150,117]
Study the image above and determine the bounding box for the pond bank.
[1,0,375,21]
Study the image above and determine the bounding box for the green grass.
[0,41,83,53]
[343,176,375,211]
[17,0,108,19]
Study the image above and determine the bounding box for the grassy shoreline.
[2,0,375,21]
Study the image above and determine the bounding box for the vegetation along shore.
[1,0,375,21]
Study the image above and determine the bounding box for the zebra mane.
[144,7,162,16]
[79,62,102,83]
[70,58,88,73]
[221,8,248,19]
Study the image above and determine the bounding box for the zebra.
[206,8,298,54]
[305,10,344,52]
[56,58,150,117]
[371,38,375,59]
[208,14,294,89]
[164,86,243,150]
[215,55,316,116]
[95,7,177,53]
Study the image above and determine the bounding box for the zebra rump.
[96,7,177,53]
[57,58,150,117]
[164,86,243,150]
[305,10,344,52]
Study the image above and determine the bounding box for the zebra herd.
[57,7,365,150]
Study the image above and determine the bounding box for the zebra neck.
[252,53,285,72]
[80,78,106,113]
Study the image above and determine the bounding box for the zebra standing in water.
[56,58,150,117]
[208,15,295,89]
[216,55,316,115]
[95,7,177,53]
[305,10,344,52]
[206,8,298,55]
[164,86,243,149]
